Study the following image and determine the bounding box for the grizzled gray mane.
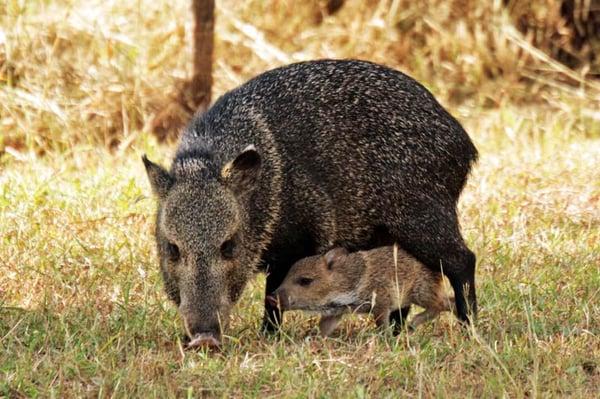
[171,136,218,181]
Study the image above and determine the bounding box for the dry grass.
[2,0,599,152]
[1,0,599,397]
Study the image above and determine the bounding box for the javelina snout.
[175,256,229,349]
[179,292,225,349]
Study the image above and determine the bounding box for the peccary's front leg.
[319,314,342,336]
[261,265,288,334]
[372,305,391,331]
[389,307,411,335]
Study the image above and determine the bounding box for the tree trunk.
[150,0,215,141]
[189,0,215,110]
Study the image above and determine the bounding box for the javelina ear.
[325,247,349,270]
[220,145,262,195]
[142,155,173,199]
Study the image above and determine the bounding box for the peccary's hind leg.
[449,250,477,322]
[466,259,477,317]
[426,247,476,324]
[389,306,411,335]
[261,265,288,334]
[386,202,477,323]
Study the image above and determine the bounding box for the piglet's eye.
[296,277,313,287]
[167,243,180,262]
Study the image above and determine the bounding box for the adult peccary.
[270,246,455,336]
[143,59,478,348]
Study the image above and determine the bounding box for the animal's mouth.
[186,333,221,350]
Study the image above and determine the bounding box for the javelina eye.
[220,239,236,259]
[296,277,313,287]
[167,243,180,262]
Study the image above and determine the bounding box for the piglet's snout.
[269,289,290,309]
[265,295,278,307]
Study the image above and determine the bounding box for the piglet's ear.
[142,155,173,199]
[220,145,262,196]
[325,247,349,270]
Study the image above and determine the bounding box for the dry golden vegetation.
[2,0,599,151]
[1,0,599,397]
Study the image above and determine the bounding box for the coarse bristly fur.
[272,246,456,336]
[143,59,478,345]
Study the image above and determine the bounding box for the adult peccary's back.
[143,59,478,347]
[198,59,475,200]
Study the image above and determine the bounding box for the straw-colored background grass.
[1,0,599,397]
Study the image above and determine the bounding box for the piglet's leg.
[411,294,456,329]
[410,309,441,328]
[443,295,456,314]
[319,315,342,336]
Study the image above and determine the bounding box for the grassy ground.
[1,0,599,397]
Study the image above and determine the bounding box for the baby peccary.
[270,246,455,336]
